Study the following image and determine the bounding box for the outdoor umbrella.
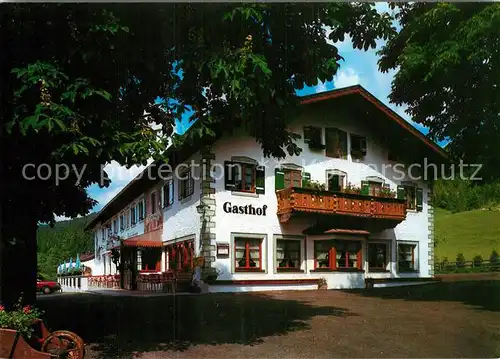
[75,254,81,269]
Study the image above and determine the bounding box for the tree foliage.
[1,3,394,305]
[379,3,500,181]
[37,215,95,280]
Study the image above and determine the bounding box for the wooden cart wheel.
[41,330,85,359]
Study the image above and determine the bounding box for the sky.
[58,4,438,221]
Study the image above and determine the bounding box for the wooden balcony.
[276,187,406,225]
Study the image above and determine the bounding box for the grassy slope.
[434,207,500,261]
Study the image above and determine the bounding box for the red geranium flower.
[23,305,31,314]
[0,305,5,311]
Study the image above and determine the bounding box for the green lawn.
[435,207,500,262]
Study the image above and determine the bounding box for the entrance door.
[121,247,137,290]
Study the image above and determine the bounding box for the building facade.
[83,85,446,292]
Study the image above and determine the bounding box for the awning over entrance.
[303,224,370,236]
[122,239,163,248]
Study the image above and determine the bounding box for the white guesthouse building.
[81,85,447,292]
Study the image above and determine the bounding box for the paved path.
[37,275,500,359]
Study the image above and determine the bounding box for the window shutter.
[178,178,183,200]
[275,168,285,191]
[189,176,194,197]
[301,172,311,187]
[397,185,406,200]
[256,165,265,194]
[160,185,164,209]
[224,161,236,190]
[416,188,423,211]
[361,181,370,195]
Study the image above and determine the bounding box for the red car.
[36,278,61,294]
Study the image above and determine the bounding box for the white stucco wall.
[91,192,148,276]
[161,153,201,250]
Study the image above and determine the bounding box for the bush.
[472,255,483,267]
[456,253,466,268]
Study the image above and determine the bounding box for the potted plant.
[343,183,362,195]
[0,298,44,338]
[379,187,396,198]
[303,180,326,191]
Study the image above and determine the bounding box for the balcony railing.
[276,187,406,223]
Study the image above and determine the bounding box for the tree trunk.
[0,201,38,309]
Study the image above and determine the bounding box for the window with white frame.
[130,205,137,226]
[225,157,265,194]
[397,241,419,272]
[234,236,263,272]
[178,168,194,200]
[326,170,347,192]
[162,180,173,208]
[368,242,390,271]
[138,200,145,221]
[276,239,302,271]
[119,214,125,231]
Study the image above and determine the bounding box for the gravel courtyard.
[38,273,500,358]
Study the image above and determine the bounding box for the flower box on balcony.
[276,186,406,224]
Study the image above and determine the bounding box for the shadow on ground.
[37,292,356,358]
[346,278,500,312]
